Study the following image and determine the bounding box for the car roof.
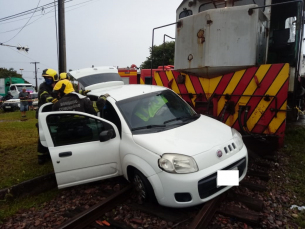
[69,66,118,80]
[88,84,167,101]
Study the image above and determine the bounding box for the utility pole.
[58,0,67,74]
[30,62,39,91]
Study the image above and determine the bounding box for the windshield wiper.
[131,124,166,131]
[163,114,200,124]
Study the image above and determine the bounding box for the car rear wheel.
[132,169,156,203]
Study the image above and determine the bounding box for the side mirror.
[99,129,114,142]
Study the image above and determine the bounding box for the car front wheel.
[132,169,156,203]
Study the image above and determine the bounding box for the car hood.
[132,115,233,157]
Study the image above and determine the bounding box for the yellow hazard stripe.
[140,77,144,84]
[183,74,197,106]
[247,65,289,131]
[154,72,163,86]
[165,71,180,94]
[217,70,245,116]
[208,76,222,96]
[225,65,271,126]
[119,72,137,76]
[199,78,210,99]
[264,101,287,134]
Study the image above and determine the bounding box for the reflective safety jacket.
[52,92,106,115]
[37,82,54,118]
[38,82,53,107]
[135,96,168,121]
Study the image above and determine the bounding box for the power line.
[2,0,42,43]
[0,8,54,33]
[0,2,55,23]
[6,47,49,68]
[0,0,75,23]
[0,0,96,35]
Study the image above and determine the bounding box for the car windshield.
[16,85,35,92]
[77,73,122,87]
[13,94,19,99]
[116,90,198,134]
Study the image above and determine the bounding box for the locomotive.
[119,0,305,150]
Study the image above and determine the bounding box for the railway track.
[56,149,274,229]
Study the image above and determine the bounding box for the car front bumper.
[149,144,248,208]
[2,103,19,111]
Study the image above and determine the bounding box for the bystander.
[19,87,29,118]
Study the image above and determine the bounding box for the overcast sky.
[0,0,178,87]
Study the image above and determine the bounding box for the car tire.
[132,169,157,203]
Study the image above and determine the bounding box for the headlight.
[158,154,198,174]
[232,128,244,151]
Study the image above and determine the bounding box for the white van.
[38,67,248,208]
[9,83,35,97]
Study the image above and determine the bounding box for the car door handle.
[59,151,72,157]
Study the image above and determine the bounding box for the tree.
[0,67,30,83]
[0,67,22,78]
[140,41,175,69]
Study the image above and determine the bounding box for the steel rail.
[57,184,133,229]
[189,193,225,229]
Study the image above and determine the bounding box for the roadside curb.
[0,173,57,200]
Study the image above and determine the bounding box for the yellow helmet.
[60,72,72,81]
[53,79,75,95]
[42,69,59,82]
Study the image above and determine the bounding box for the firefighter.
[37,68,59,165]
[51,79,108,115]
[59,72,72,81]
[59,72,90,96]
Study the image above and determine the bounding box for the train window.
[179,9,193,19]
[144,76,152,85]
[199,1,226,12]
[285,17,297,43]
[234,0,265,9]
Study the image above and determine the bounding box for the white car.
[2,92,38,112]
[2,94,20,111]
[38,66,248,208]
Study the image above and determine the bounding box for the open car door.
[38,108,121,189]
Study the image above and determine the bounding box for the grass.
[0,110,54,189]
[0,110,57,223]
[280,124,305,228]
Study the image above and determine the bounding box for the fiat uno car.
[38,66,248,208]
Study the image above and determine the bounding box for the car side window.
[46,114,113,147]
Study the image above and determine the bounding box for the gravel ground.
[0,177,128,229]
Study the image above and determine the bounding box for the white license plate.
[5,106,11,108]
[217,170,239,187]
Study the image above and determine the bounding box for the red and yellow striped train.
[119,0,305,150]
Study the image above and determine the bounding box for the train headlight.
[158,154,198,174]
[232,128,244,151]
